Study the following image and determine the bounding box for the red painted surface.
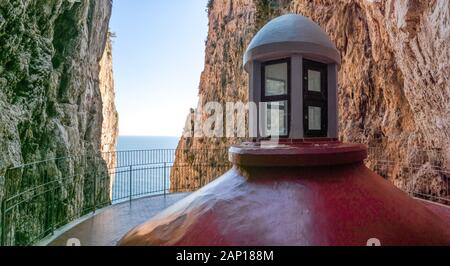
[229,141,367,167]
[119,142,450,246]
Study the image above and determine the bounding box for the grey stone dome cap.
[244,14,341,71]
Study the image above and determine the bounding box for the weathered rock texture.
[172,0,449,203]
[0,0,117,245]
[99,33,119,196]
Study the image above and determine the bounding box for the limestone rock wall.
[171,0,255,191]
[0,0,117,244]
[173,0,449,201]
[99,33,119,194]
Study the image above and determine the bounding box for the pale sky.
[110,0,209,136]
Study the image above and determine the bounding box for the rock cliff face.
[0,0,117,244]
[173,0,449,201]
[99,33,119,195]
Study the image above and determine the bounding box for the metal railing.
[366,147,449,205]
[0,149,231,246]
[0,146,448,246]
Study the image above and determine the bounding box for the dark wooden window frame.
[261,58,291,138]
[303,59,328,137]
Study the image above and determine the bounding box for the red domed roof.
[119,142,450,246]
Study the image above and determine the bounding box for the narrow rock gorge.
[0,0,117,244]
[172,0,449,201]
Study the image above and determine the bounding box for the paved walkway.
[46,193,190,246]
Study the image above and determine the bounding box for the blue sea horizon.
[112,136,180,202]
[117,136,180,151]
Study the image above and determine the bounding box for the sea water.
[111,136,179,202]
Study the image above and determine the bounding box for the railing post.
[1,198,6,246]
[129,165,132,202]
[163,162,167,197]
[44,168,55,237]
[50,182,55,235]
[93,164,97,214]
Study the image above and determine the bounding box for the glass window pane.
[265,101,288,136]
[308,70,321,92]
[308,106,321,130]
[265,63,288,96]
